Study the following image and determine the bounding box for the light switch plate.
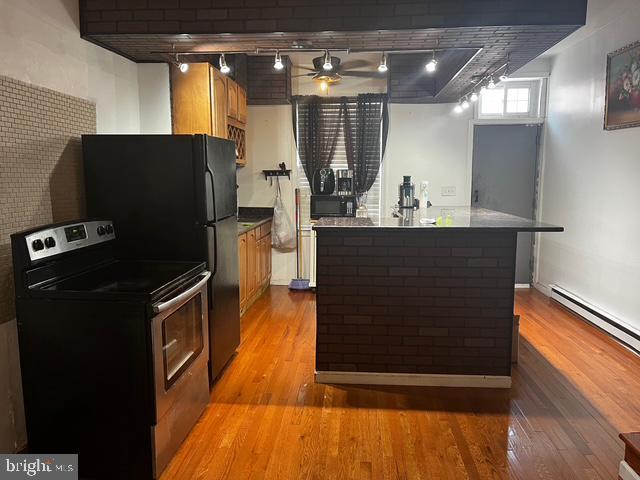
[441,186,456,196]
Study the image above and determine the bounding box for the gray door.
[471,124,540,284]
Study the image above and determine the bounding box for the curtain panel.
[342,93,389,196]
[291,96,343,193]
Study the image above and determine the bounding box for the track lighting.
[323,50,333,71]
[487,76,496,89]
[470,91,479,102]
[219,54,230,74]
[461,98,470,110]
[453,104,463,114]
[500,54,510,82]
[274,50,283,70]
[499,72,509,82]
[426,50,437,73]
[378,53,388,73]
[175,54,189,73]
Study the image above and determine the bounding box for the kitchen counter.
[313,207,563,389]
[237,206,273,236]
[313,206,563,232]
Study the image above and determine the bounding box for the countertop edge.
[237,217,272,236]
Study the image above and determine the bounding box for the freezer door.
[205,136,238,222]
[206,216,240,381]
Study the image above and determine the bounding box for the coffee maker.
[336,169,354,196]
[398,175,418,209]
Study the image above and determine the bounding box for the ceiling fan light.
[219,53,230,74]
[323,50,333,71]
[320,80,328,91]
[274,50,284,70]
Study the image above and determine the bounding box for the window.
[478,79,544,119]
[295,101,383,227]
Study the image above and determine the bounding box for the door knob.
[474,189,479,203]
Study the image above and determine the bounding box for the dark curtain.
[291,96,343,193]
[342,93,389,196]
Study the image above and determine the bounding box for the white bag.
[272,178,295,249]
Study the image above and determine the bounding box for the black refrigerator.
[82,134,240,382]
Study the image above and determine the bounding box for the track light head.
[323,50,333,71]
[453,104,463,114]
[179,62,189,73]
[487,76,496,89]
[461,98,470,110]
[426,50,437,73]
[219,54,230,74]
[499,73,509,82]
[470,92,479,102]
[378,53,388,73]
[274,50,284,70]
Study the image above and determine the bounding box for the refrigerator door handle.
[211,225,218,277]
[205,164,217,224]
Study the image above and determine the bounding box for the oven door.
[150,271,211,478]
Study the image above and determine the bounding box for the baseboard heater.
[550,284,640,354]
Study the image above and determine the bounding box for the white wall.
[0,0,145,453]
[535,0,640,336]
[0,0,141,134]
[138,64,172,134]
[382,104,473,214]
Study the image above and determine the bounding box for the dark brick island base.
[312,207,563,389]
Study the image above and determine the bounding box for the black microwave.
[310,195,357,219]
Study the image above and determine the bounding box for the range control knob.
[97,226,106,236]
[105,224,114,234]
[44,237,56,248]
[32,239,44,251]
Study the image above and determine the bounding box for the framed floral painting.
[605,40,640,130]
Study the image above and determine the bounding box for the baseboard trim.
[315,371,511,388]
[550,284,640,354]
[619,460,640,480]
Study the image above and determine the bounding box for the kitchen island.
[312,207,563,388]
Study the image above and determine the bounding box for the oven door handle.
[152,271,211,314]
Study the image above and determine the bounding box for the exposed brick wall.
[247,55,291,105]
[80,0,587,35]
[315,230,517,376]
[0,75,96,325]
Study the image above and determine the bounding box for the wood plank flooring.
[161,287,640,480]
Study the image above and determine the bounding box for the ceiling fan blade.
[292,73,317,78]
[296,66,317,72]
[341,70,384,78]
[339,59,372,70]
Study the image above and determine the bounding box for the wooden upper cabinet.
[237,87,247,124]
[210,66,228,139]
[227,79,238,120]
[170,63,212,135]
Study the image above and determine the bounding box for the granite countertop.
[313,207,563,233]
[237,206,273,236]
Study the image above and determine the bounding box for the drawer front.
[259,221,272,239]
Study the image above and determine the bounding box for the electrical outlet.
[441,186,456,196]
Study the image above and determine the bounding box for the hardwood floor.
[161,287,640,480]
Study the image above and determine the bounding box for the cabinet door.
[210,66,228,139]
[227,79,238,120]
[237,86,247,124]
[238,233,247,310]
[170,63,212,135]
[256,237,265,289]
[247,229,257,297]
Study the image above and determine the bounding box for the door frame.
[465,119,545,286]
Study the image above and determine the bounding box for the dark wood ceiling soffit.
[79,1,587,103]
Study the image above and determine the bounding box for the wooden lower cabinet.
[238,221,272,315]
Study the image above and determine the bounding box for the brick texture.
[315,230,517,376]
[0,76,96,325]
[246,55,292,105]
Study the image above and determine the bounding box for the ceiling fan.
[293,52,383,86]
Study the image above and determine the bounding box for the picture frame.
[604,40,640,130]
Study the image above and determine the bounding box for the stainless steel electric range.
[11,219,211,479]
